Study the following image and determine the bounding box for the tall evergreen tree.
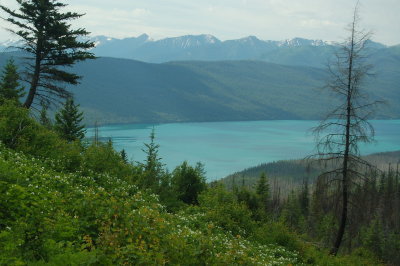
[0,0,95,109]
[139,128,164,190]
[299,178,310,216]
[54,97,85,142]
[256,172,270,212]
[0,59,24,104]
[256,172,270,198]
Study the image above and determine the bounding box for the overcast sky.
[1,0,399,45]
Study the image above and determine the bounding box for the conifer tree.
[0,0,95,109]
[139,128,164,190]
[54,97,85,142]
[39,101,52,128]
[299,178,310,216]
[172,161,206,205]
[120,149,128,163]
[0,59,24,104]
[256,172,270,212]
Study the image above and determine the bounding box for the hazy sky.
[1,0,399,45]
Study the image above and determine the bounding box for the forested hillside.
[219,153,400,265]
[1,51,399,125]
[69,50,400,124]
[223,151,400,189]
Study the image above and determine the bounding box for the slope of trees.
[0,50,399,124]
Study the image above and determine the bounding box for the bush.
[0,102,83,171]
[81,141,139,182]
[171,161,206,205]
[0,145,304,265]
[197,185,256,237]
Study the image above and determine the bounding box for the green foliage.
[81,140,138,181]
[171,161,206,205]
[0,144,306,265]
[55,98,85,142]
[254,221,303,252]
[0,100,34,149]
[120,149,128,163]
[281,190,305,232]
[0,101,83,171]
[299,179,310,217]
[0,99,390,265]
[39,102,52,129]
[0,59,24,104]
[197,185,256,237]
[256,172,269,196]
[235,187,262,220]
[256,172,270,212]
[0,142,136,263]
[361,218,400,263]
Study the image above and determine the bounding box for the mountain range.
[88,34,390,67]
[1,34,391,67]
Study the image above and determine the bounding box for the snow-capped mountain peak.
[156,34,221,49]
[278,37,330,47]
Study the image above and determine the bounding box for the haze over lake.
[86,120,400,181]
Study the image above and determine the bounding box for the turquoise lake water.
[86,120,400,181]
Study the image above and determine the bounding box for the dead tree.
[310,3,381,255]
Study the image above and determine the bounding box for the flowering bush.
[0,143,305,265]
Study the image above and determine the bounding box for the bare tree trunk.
[310,2,379,256]
[330,16,356,255]
[23,36,43,109]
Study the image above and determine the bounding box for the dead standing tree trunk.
[310,3,381,255]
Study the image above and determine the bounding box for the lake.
[86,120,400,181]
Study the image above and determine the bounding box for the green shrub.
[0,145,303,265]
[171,161,206,205]
[197,185,256,237]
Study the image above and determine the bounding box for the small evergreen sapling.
[39,101,52,128]
[139,128,164,190]
[120,149,128,163]
[0,59,25,104]
[54,97,85,142]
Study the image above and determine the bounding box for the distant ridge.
[88,34,338,65]
[89,34,389,66]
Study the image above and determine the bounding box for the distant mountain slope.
[70,58,330,124]
[72,54,399,124]
[0,49,399,125]
[220,151,400,192]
